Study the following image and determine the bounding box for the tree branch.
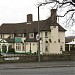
[59,1,75,7]
[57,9,75,17]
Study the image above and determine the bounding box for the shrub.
[34,52,37,55]
[7,48,15,54]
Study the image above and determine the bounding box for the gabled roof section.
[65,36,75,43]
[0,17,66,34]
[40,17,66,31]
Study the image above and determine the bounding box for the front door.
[2,44,7,53]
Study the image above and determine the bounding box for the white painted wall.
[40,26,65,54]
[0,26,65,54]
[26,42,38,53]
[59,32,65,52]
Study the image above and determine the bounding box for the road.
[0,61,75,69]
[0,61,75,75]
[0,67,75,75]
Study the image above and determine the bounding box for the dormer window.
[14,34,22,37]
[29,33,34,38]
[18,34,22,37]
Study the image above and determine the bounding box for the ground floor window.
[16,43,21,51]
[45,46,48,52]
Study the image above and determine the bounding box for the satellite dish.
[36,34,40,41]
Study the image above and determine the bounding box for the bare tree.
[57,0,75,29]
[58,0,75,35]
[38,0,75,35]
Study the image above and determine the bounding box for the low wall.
[0,54,75,63]
[41,54,72,61]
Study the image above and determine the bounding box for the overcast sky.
[0,0,74,36]
[0,0,51,25]
[0,0,37,24]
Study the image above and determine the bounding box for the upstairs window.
[45,39,48,43]
[29,33,34,38]
[1,35,2,38]
[45,46,48,52]
[18,34,22,37]
[58,39,60,43]
[49,39,52,43]
[0,34,4,38]
[45,32,48,38]
[24,33,26,37]
[14,34,22,37]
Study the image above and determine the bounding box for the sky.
[0,0,38,24]
[0,0,63,24]
[0,0,74,36]
[0,0,51,24]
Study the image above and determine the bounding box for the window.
[45,32,48,37]
[45,46,48,52]
[49,39,52,43]
[58,39,60,43]
[45,41,48,43]
[45,39,48,43]
[16,43,21,51]
[1,34,4,38]
[60,46,63,51]
[24,33,26,37]
[9,34,14,38]
[14,34,22,37]
[1,35,2,38]
[18,34,22,37]
[29,33,34,38]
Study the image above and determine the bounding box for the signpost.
[36,34,40,41]
[4,57,19,60]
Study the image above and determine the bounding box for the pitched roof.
[0,17,66,34]
[65,36,75,43]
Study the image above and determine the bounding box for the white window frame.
[16,43,21,51]
[0,34,4,38]
[29,33,34,38]
[18,34,22,37]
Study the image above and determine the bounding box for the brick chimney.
[27,14,33,23]
[51,9,57,23]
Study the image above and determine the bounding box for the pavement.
[0,61,75,70]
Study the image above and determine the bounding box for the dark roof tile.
[0,17,66,34]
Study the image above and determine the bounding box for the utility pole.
[37,5,40,62]
[37,0,56,62]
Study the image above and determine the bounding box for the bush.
[7,48,15,54]
[34,52,37,55]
